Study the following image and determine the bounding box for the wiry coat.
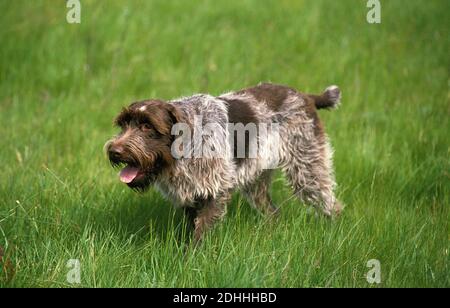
[107,83,343,241]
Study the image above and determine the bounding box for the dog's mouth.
[119,165,146,184]
[109,154,163,189]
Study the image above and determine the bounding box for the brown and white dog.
[105,83,343,242]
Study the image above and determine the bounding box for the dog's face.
[105,100,182,190]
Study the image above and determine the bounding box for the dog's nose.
[108,146,124,159]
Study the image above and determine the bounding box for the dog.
[105,83,343,242]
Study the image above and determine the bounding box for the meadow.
[0,0,448,287]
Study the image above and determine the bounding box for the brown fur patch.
[303,95,325,138]
[237,83,294,111]
[222,98,259,165]
[224,98,259,126]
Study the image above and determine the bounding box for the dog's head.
[105,100,184,190]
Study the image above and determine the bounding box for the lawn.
[0,0,448,288]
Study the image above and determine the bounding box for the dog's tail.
[309,85,341,110]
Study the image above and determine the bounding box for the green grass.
[0,0,448,288]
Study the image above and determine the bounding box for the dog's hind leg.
[242,170,279,216]
[283,136,342,217]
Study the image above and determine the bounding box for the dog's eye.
[140,123,152,132]
[140,123,159,137]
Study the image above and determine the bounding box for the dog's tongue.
[119,166,140,183]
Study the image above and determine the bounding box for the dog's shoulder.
[171,94,229,126]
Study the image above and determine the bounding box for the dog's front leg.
[193,194,230,243]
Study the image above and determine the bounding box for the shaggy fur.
[106,83,343,242]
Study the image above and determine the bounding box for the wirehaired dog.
[105,83,343,242]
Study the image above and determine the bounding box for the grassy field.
[0,0,448,288]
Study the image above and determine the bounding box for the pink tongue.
[119,166,140,183]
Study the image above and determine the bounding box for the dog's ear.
[140,101,185,136]
[163,104,185,126]
[114,107,133,127]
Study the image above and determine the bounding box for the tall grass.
[0,0,448,287]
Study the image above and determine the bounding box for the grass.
[0,0,448,288]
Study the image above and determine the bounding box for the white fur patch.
[324,85,341,106]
